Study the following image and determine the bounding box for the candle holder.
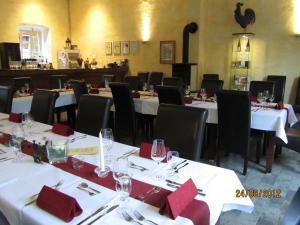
[94,166,110,178]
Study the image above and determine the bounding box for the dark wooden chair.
[293,76,300,113]
[163,77,183,88]
[249,81,275,97]
[0,85,15,114]
[12,76,31,91]
[149,72,163,87]
[203,74,219,80]
[76,95,112,137]
[216,90,262,175]
[124,76,143,91]
[200,79,224,97]
[30,89,59,125]
[137,72,149,85]
[156,85,184,105]
[155,104,208,161]
[50,74,68,89]
[267,75,286,102]
[99,75,115,88]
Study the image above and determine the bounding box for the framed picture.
[130,41,139,55]
[105,42,112,55]
[160,41,175,64]
[113,41,121,55]
[122,41,130,55]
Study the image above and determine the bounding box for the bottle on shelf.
[237,39,241,52]
[246,39,250,52]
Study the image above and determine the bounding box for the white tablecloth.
[0,116,254,225]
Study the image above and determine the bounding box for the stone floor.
[218,147,300,225]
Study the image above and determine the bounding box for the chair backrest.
[200,79,224,97]
[12,76,31,91]
[0,85,15,114]
[149,72,163,86]
[109,82,136,128]
[267,75,286,102]
[163,77,183,88]
[69,80,88,104]
[156,85,184,105]
[203,74,219,80]
[282,187,300,225]
[249,81,275,97]
[30,89,59,125]
[76,95,112,137]
[137,72,149,84]
[50,74,68,89]
[155,104,208,161]
[100,74,115,88]
[124,76,143,91]
[295,76,300,105]
[216,90,251,156]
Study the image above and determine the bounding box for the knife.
[77,205,108,225]
[87,204,119,225]
[0,157,13,162]
[173,159,187,170]
[166,179,203,192]
[166,183,206,196]
[174,162,189,173]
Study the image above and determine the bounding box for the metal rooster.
[234,2,255,29]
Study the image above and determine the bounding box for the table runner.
[19,141,210,225]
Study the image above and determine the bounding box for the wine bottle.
[237,39,241,52]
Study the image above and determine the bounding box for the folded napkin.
[0,133,11,144]
[159,179,197,219]
[250,96,258,102]
[36,185,82,222]
[89,88,99,94]
[139,142,170,162]
[91,84,99,88]
[275,101,284,110]
[184,96,193,104]
[52,123,74,136]
[132,91,140,98]
[9,113,22,123]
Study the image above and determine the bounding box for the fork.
[69,135,87,143]
[121,211,143,225]
[128,162,148,171]
[133,210,159,225]
[76,186,96,196]
[136,186,161,201]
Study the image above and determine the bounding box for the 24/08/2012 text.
[235,189,281,198]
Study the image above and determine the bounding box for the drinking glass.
[63,83,68,90]
[185,85,191,96]
[11,125,25,162]
[257,92,264,103]
[143,82,148,91]
[112,158,129,181]
[101,128,114,165]
[46,140,68,164]
[151,139,166,181]
[24,83,30,94]
[149,85,154,96]
[200,88,207,101]
[9,139,22,162]
[166,151,180,179]
[269,93,275,103]
[115,174,132,203]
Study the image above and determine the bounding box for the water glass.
[71,155,84,170]
[200,88,207,101]
[151,139,166,181]
[9,139,22,162]
[24,83,30,94]
[149,85,154,95]
[143,82,148,91]
[257,92,264,103]
[115,174,132,202]
[101,128,114,165]
[166,151,179,179]
[112,158,129,181]
[46,140,68,164]
[269,93,274,103]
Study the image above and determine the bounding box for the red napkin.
[36,185,82,222]
[139,142,170,162]
[275,101,284,110]
[9,113,22,123]
[91,84,99,88]
[184,96,193,104]
[251,96,258,102]
[89,88,99,94]
[0,133,11,144]
[52,123,74,136]
[159,179,197,219]
[132,91,140,98]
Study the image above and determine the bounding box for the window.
[18,24,51,62]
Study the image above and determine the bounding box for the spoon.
[79,182,101,194]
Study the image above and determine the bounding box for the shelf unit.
[230,33,254,90]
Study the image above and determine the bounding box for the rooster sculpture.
[234,2,255,29]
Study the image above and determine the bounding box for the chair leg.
[243,157,248,175]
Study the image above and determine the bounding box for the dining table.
[0,112,254,225]
[11,88,298,173]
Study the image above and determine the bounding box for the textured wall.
[69,0,199,76]
[0,0,70,67]
[198,0,300,102]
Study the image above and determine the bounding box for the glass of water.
[46,140,68,164]
[116,173,132,205]
[166,151,180,179]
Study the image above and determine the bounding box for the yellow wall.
[198,0,300,102]
[0,0,70,67]
[69,0,198,76]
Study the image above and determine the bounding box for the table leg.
[265,131,275,173]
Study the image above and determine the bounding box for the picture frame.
[160,41,175,64]
[105,42,112,55]
[130,41,139,55]
[113,41,121,55]
[122,41,130,55]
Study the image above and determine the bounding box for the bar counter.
[0,66,128,89]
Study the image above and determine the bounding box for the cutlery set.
[69,135,87,143]
[117,149,138,160]
[0,149,6,154]
[128,161,148,171]
[0,157,13,162]
[165,179,206,196]
[135,186,161,201]
[82,204,119,225]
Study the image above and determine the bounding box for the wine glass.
[269,93,274,103]
[10,125,25,162]
[185,85,191,96]
[200,88,207,101]
[166,151,179,179]
[143,82,148,91]
[113,158,129,181]
[101,128,114,166]
[24,83,30,94]
[22,112,33,137]
[151,139,166,181]
[257,92,264,104]
[149,85,154,96]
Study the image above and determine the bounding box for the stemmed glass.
[199,88,207,101]
[166,151,180,179]
[10,125,25,162]
[101,128,114,166]
[24,83,30,94]
[151,139,166,181]
[269,93,275,103]
[257,92,264,104]
[143,82,148,92]
[22,112,33,137]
